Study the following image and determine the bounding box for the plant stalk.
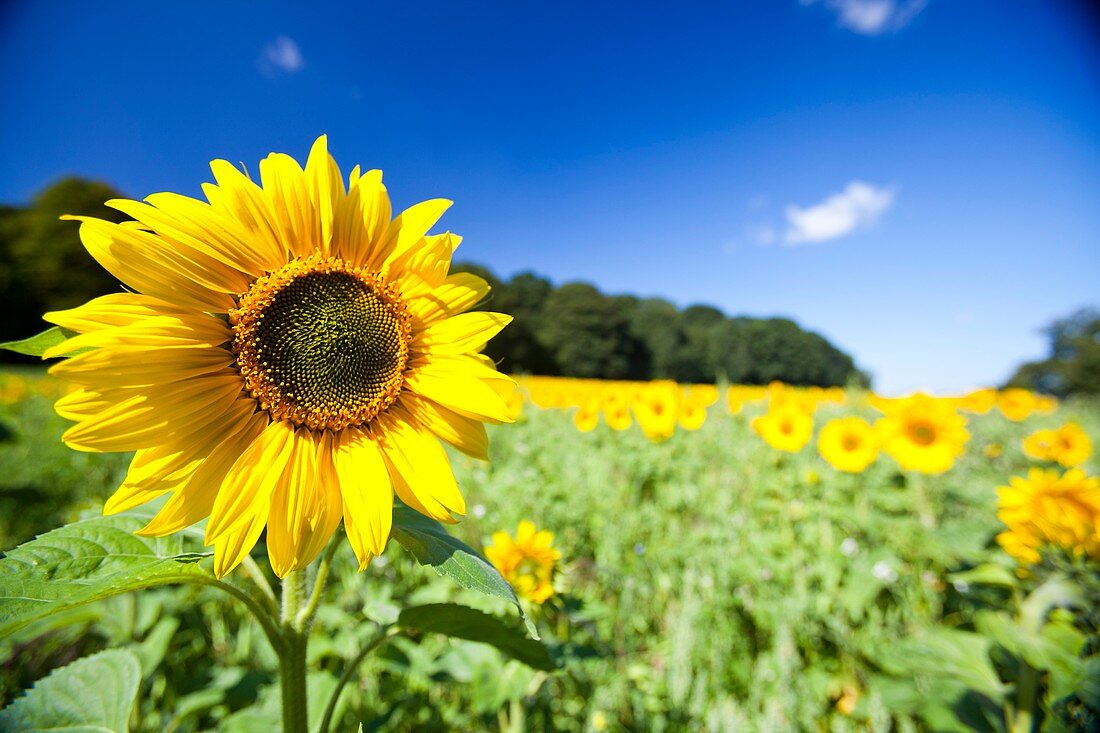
[280,569,310,733]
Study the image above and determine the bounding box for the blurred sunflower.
[996,468,1100,565]
[817,416,878,473]
[633,381,679,442]
[752,404,813,453]
[1022,423,1092,468]
[875,393,968,474]
[997,388,1038,422]
[485,520,560,604]
[45,136,513,578]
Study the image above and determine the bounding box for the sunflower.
[633,381,679,442]
[751,404,813,453]
[996,468,1100,564]
[485,520,560,604]
[45,136,514,578]
[875,393,968,474]
[997,388,1038,422]
[817,416,879,473]
[1022,423,1093,468]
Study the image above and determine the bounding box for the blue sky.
[1,1,1097,394]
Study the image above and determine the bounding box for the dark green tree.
[1005,308,1100,396]
[539,282,646,380]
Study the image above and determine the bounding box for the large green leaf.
[398,603,555,671]
[0,326,76,357]
[0,514,211,638]
[0,648,141,732]
[390,502,536,637]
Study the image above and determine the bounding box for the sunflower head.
[752,404,814,453]
[874,393,968,474]
[996,468,1100,564]
[485,520,561,604]
[818,416,879,473]
[46,136,514,578]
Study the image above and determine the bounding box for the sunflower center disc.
[232,257,412,430]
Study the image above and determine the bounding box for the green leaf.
[0,648,141,732]
[0,326,78,357]
[398,602,555,671]
[0,514,212,638]
[391,502,536,638]
[948,563,1019,589]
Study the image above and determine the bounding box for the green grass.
[1,369,1097,732]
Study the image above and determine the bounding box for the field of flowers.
[1,368,1098,732]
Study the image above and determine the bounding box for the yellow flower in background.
[677,396,708,431]
[46,136,514,578]
[573,401,601,432]
[602,393,633,431]
[997,388,1039,421]
[633,381,680,442]
[996,468,1100,564]
[1023,423,1092,468]
[485,520,560,604]
[956,387,997,415]
[752,405,813,453]
[818,416,879,473]
[876,393,969,474]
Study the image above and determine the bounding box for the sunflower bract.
[46,136,514,578]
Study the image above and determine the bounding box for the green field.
[1,369,1098,732]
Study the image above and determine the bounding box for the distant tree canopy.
[0,177,129,351]
[1005,308,1100,397]
[0,177,866,386]
[457,264,865,387]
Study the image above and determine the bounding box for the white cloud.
[749,224,777,246]
[813,0,926,35]
[260,36,304,74]
[784,181,895,244]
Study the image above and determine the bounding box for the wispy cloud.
[784,181,895,244]
[807,0,926,35]
[259,36,304,75]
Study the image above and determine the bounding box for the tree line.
[0,177,870,386]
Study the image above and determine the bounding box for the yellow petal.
[259,152,318,258]
[334,428,393,563]
[213,504,268,579]
[50,345,233,389]
[370,198,452,272]
[43,314,230,359]
[417,312,512,355]
[65,217,237,312]
[407,273,490,325]
[404,368,514,424]
[113,194,272,277]
[204,159,287,266]
[44,293,194,333]
[397,394,489,460]
[205,420,295,544]
[372,411,465,523]
[266,430,342,577]
[59,375,245,452]
[137,407,269,537]
[304,135,346,258]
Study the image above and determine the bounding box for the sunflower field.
[1,366,1097,732]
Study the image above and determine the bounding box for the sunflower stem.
[298,537,340,629]
[279,570,310,733]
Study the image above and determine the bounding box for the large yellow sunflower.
[44,136,513,578]
[996,468,1100,564]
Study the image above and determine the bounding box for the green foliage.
[1006,307,1100,396]
[0,648,141,733]
[0,515,211,637]
[0,326,76,357]
[397,603,554,670]
[452,262,865,386]
[391,502,535,636]
[0,178,129,350]
[1,371,1097,730]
